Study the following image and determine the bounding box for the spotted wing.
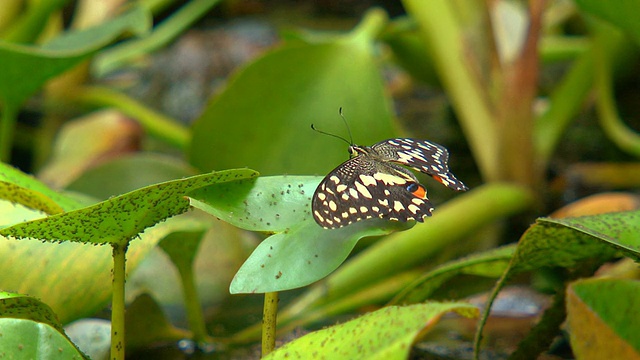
[312,156,434,229]
[372,138,468,191]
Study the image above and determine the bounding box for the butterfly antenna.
[338,107,354,145]
[310,123,352,146]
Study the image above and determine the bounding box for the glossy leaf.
[230,218,409,293]
[264,302,478,360]
[0,319,87,359]
[567,278,640,358]
[0,292,86,359]
[188,10,396,175]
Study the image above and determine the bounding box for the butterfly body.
[312,138,467,229]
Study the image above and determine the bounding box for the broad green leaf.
[0,292,65,332]
[230,218,409,293]
[541,213,640,262]
[0,168,256,322]
[0,162,84,212]
[474,210,640,355]
[391,244,516,304]
[189,175,412,293]
[189,175,318,232]
[0,6,150,109]
[0,216,208,324]
[0,292,86,359]
[575,0,640,45]
[0,319,87,359]
[188,10,396,175]
[567,278,640,358]
[264,303,478,360]
[0,169,257,246]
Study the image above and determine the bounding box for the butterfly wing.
[312,155,434,229]
[372,138,468,191]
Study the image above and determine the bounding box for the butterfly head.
[348,144,366,158]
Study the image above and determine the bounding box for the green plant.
[1,0,640,359]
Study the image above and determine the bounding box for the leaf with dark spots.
[190,175,415,293]
[0,169,257,246]
[263,303,477,359]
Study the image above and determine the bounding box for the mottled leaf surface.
[189,175,413,293]
[264,302,478,360]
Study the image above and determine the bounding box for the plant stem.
[0,104,17,162]
[592,23,640,157]
[178,262,209,343]
[402,0,498,182]
[94,0,223,75]
[262,292,279,356]
[72,86,190,150]
[111,243,128,360]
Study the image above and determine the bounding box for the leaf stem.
[262,292,279,356]
[71,86,190,150]
[178,259,209,343]
[111,243,128,360]
[0,104,17,162]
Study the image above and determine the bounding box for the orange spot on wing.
[432,175,444,184]
[411,184,427,199]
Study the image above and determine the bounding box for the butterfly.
[312,137,468,229]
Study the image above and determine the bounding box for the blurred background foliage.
[1,0,640,358]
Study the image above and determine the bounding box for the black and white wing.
[372,138,468,191]
[312,156,434,229]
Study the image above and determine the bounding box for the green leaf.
[264,303,478,360]
[0,216,209,324]
[0,319,87,359]
[567,278,640,358]
[0,168,256,323]
[575,0,640,45]
[0,292,87,359]
[0,169,257,246]
[189,176,317,232]
[390,244,516,304]
[188,10,396,175]
[0,292,65,332]
[189,175,412,293]
[0,6,150,109]
[230,219,409,293]
[474,210,640,356]
[0,162,84,212]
